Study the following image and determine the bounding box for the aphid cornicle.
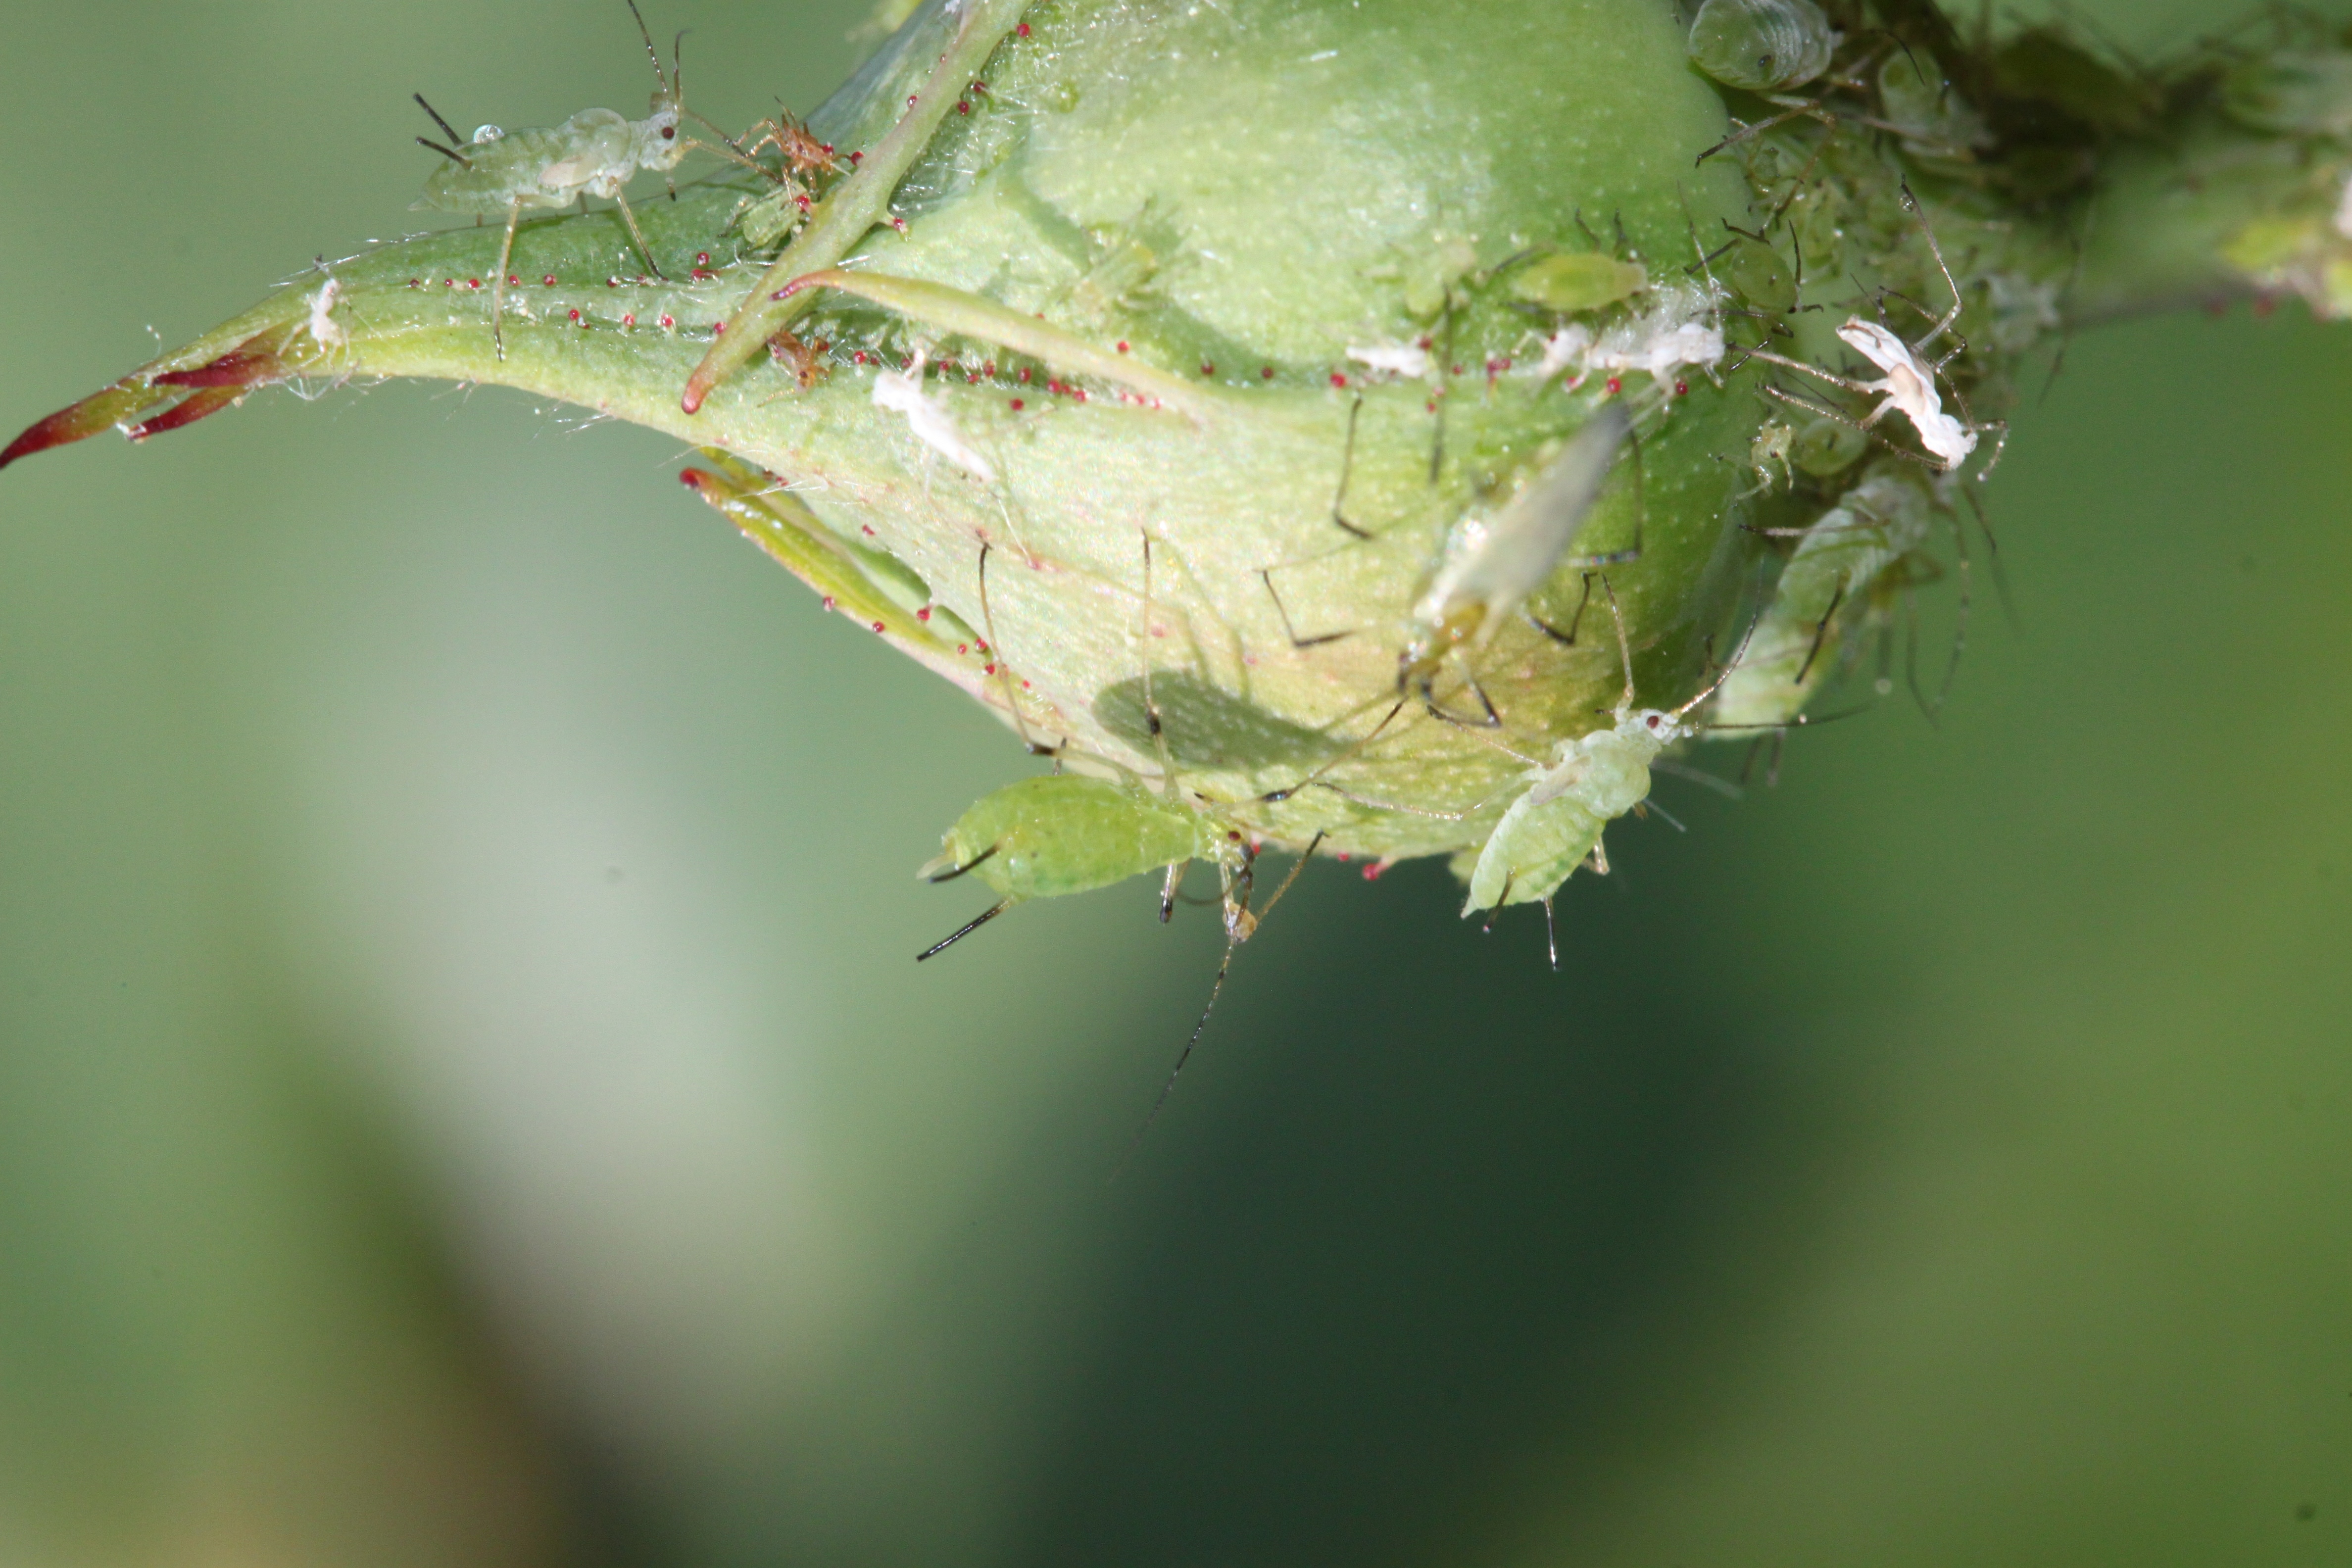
[1685,0,1836,94]
[411,0,690,359]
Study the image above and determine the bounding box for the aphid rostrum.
[411,0,690,359]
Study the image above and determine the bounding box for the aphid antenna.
[1695,100,1838,167]
[626,0,673,103]
[915,896,1014,961]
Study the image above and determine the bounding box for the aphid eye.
[661,125,675,139]
[1646,714,1663,729]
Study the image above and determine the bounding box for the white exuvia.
[1528,284,1725,389]
[306,276,346,353]
[2336,171,2352,241]
[1346,342,1433,378]
[872,357,998,485]
[1835,318,1977,469]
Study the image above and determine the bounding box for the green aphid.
[921,775,1247,933]
[1706,471,1938,733]
[1509,252,1649,314]
[917,761,1315,1143]
[1685,0,1834,94]
[1458,586,1733,938]
[1720,235,1796,313]
[410,0,691,359]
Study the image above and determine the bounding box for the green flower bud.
[7,0,2350,921]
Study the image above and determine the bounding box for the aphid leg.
[1794,580,1848,686]
[1255,698,1409,805]
[915,897,1015,961]
[1598,574,1637,710]
[1329,393,1372,539]
[490,196,523,361]
[1524,573,1596,646]
[1422,650,1504,730]
[1899,184,1969,353]
[1560,425,1645,571]
[977,541,1061,757]
[1694,100,1837,167]
[608,188,667,279]
[1258,567,1350,649]
[1159,862,1184,924]
[1541,897,1560,972]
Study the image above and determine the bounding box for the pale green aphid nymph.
[919,775,1251,949]
[1708,469,1940,733]
[1685,0,1837,94]
[411,0,691,359]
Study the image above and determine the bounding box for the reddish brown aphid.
[747,111,844,179]
[766,328,831,391]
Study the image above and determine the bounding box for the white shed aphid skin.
[304,275,346,354]
[1705,470,1937,734]
[2336,171,2352,241]
[1397,401,1636,726]
[1346,342,1434,378]
[1743,188,2007,475]
[1829,319,1976,467]
[410,0,690,361]
[872,353,998,485]
[1459,580,1745,928]
[1529,282,1727,391]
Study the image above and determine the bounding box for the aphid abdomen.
[937,776,1209,902]
[540,109,639,196]
[1686,0,1835,93]
[1463,726,1663,913]
[1463,788,1607,914]
[1709,474,1934,730]
[414,128,578,215]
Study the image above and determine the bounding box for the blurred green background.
[3,1,2350,1563]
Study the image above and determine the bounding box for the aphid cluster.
[22,0,2333,1139]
